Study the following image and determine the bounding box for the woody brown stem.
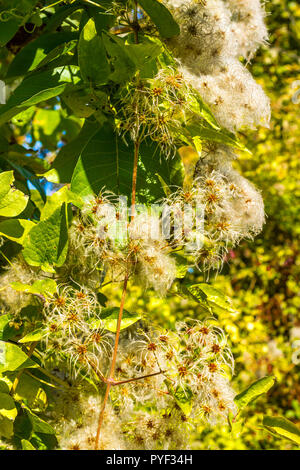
[94,273,129,449]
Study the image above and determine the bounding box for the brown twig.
[94,273,129,449]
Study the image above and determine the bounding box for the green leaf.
[0,416,13,438]
[71,124,184,203]
[25,407,56,435]
[263,416,300,446]
[0,392,17,421]
[0,19,19,47]
[52,119,100,183]
[184,123,251,153]
[234,376,276,411]
[22,203,69,273]
[0,376,11,395]
[10,279,57,297]
[174,252,189,279]
[19,329,46,344]
[78,18,110,85]
[0,314,12,341]
[40,186,83,220]
[0,314,23,342]
[6,31,78,78]
[187,283,237,315]
[97,307,141,333]
[119,37,162,78]
[139,0,180,38]
[0,341,38,373]
[0,171,29,217]
[14,374,47,412]
[0,219,35,245]
[0,66,81,126]
[102,33,136,83]
[21,439,36,450]
[62,87,105,118]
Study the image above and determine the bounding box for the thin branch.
[111,369,166,386]
[94,273,129,449]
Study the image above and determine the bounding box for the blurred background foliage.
[0,0,299,450]
[103,0,300,449]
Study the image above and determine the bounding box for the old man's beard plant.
[0,0,272,451]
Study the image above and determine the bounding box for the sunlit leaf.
[234,376,276,410]
[263,416,300,445]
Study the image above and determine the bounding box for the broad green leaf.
[78,18,110,85]
[40,186,83,220]
[10,279,57,297]
[71,124,184,203]
[0,392,17,421]
[0,376,11,394]
[52,119,99,183]
[97,307,141,333]
[0,66,81,126]
[234,376,276,411]
[25,407,56,435]
[102,33,136,84]
[19,329,46,344]
[122,40,162,71]
[187,283,237,315]
[21,439,36,450]
[0,171,29,217]
[62,87,106,118]
[22,203,69,273]
[112,35,161,78]
[0,341,38,373]
[6,31,77,77]
[139,0,180,38]
[184,123,251,153]
[0,416,13,438]
[14,374,47,412]
[174,252,189,279]
[189,94,221,130]
[0,19,19,47]
[30,431,57,450]
[263,416,300,446]
[0,314,23,342]
[0,314,12,342]
[0,219,35,245]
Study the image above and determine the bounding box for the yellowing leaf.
[0,171,28,217]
